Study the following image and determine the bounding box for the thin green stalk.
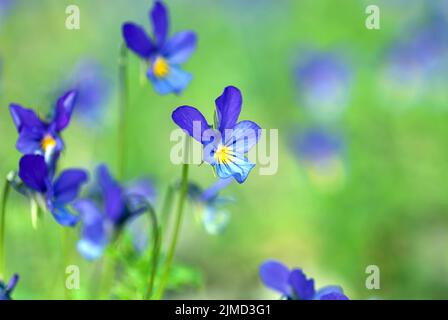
[160,185,175,230]
[62,228,71,300]
[144,204,160,300]
[0,178,11,281]
[118,43,129,180]
[154,163,189,299]
[145,185,175,299]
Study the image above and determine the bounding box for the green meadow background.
[1,0,448,299]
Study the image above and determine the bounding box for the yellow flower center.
[153,56,169,78]
[41,134,56,152]
[214,145,232,164]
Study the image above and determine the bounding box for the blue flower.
[9,91,77,165]
[188,178,233,235]
[172,86,261,183]
[0,274,19,300]
[381,18,448,107]
[294,128,343,164]
[294,51,351,120]
[293,128,346,190]
[62,59,111,125]
[122,1,197,95]
[260,260,349,300]
[74,165,155,260]
[18,154,88,227]
[0,0,14,26]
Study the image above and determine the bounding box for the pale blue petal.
[215,153,255,184]
[147,64,192,95]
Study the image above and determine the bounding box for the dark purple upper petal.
[151,1,169,46]
[6,274,19,293]
[54,90,77,132]
[122,23,154,59]
[163,31,197,64]
[215,86,242,133]
[172,106,210,144]
[9,103,46,133]
[259,260,292,297]
[97,165,125,224]
[289,269,315,300]
[18,155,49,193]
[53,169,88,204]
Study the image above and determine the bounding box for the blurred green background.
[1,0,448,299]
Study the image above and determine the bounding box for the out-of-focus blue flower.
[294,51,351,120]
[74,165,156,260]
[125,178,157,253]
[62,59,111,125]
[172,86,261,183]
[0,0,13,25]
[380,18,448,108]
[0,274,19,300]
[293,128,346,190]
[9,91,77,165]
[122,1,197,95]
[260,260,349,300]
[188,178,233,235]
[18,154,88,227]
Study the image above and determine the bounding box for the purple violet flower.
[18,154,88,227]
[172,86,261,184]
[294,51,351,120]
[293,128,346,190]
[9,91,77,165]
[122,1,197,95]
[260,260,349,300]
[74,165,155,260]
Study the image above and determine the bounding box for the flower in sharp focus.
[0,274,19,300]
[293,128,346,190]
[172,86,261,183]
[260,260,349,300]
[122,0,197,95]
[74,165,156,260]
[63,59,112,125]
[18,154,88,227]
[9,90,77,165]
[294,51,351,120]
[188,178,233,235]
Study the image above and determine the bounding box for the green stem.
[62,228,71,300]
[145,186,175,299]
[154,163,189,299]
[160,185,175,231]
[144,204,160,300]
[118,43,129,180]
[0,178,11,281]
